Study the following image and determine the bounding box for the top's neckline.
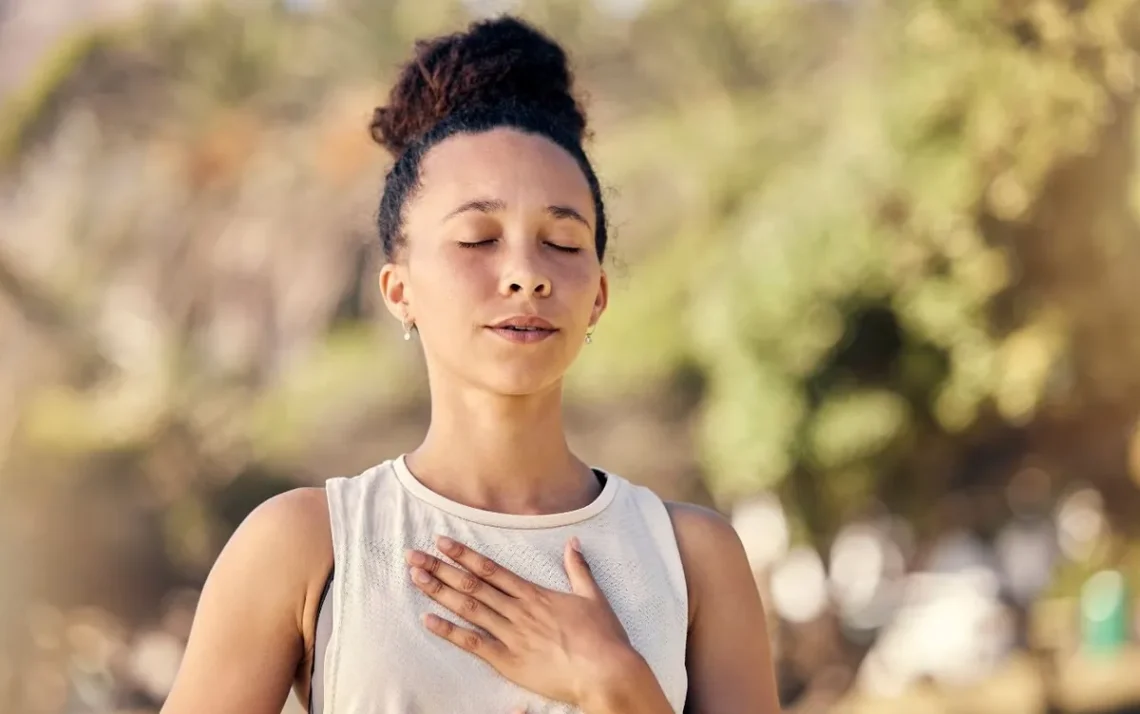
[391,454,621,529]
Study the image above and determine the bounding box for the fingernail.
[570,536,582,553]
[405,550,426,566]
[437,535,455,551]
[411,567,431,584]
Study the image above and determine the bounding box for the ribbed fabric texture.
[319,456,689,714]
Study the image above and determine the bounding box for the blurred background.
[2,0,1140,712]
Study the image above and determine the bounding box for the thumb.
[564,536,602,598]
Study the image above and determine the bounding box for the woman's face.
[379,128,608,397]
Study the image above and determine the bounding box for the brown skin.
[160,129,781,714]
[382,129,608,516]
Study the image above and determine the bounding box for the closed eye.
[546,242,581,254]
[458,239,497,248]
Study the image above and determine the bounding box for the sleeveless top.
[312,456,689,714]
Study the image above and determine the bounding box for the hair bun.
[370,16,587,156]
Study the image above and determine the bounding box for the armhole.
[319,476,349,714]
[630,486,690,626]
[308,567,334,714]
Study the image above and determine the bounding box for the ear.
[378,262,411,323]
[589,269,609,329]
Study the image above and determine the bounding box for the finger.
[422,612,509,664]
[435,536,533,599]
[410,566,512,637]
[564,537,603,599]
[405,549,519,618]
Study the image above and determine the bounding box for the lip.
[486,315,559,344]
[490,316,557,330]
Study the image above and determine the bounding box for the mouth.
[486,316,558,344]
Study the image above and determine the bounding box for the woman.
[160,15,779,714]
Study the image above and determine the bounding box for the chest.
[322,531,689,714]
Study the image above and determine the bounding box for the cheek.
[559,262,602,309]
[409,252,495,319]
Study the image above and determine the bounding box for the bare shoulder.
[664,501,747,566]
[240,486,331,549]
[162,487,333,714]
[233,486,334,629]
[664,501,754,618]
[225,487,332,581]
[664,501,781,713]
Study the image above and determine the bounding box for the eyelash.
[458,239,581,254]
[458,239,495,249]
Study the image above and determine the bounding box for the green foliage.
[582,0,1139,523]
[3,0,1139,546]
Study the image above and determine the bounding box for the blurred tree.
[2,0,1140,653]
[569,0,1140,544]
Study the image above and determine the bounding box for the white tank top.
[318,456,689,714]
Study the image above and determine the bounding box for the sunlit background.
[3,0,1140,712]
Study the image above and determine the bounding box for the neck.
[407,379,599,515]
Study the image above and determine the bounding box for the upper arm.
[667,502,781,714]
[161,487,333,714]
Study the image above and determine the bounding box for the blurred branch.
[0,248,67,330]
[0,245,106,370]
[0,28,107,165]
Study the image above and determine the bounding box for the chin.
[476,365,567,397]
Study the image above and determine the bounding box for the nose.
[499,251,552,298]
[507,277,551,298]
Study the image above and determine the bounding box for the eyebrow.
[444,198,592,229]
[547,204,591,229]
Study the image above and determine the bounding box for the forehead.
[411,128,594,222]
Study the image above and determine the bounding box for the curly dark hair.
[369,16,609,261]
